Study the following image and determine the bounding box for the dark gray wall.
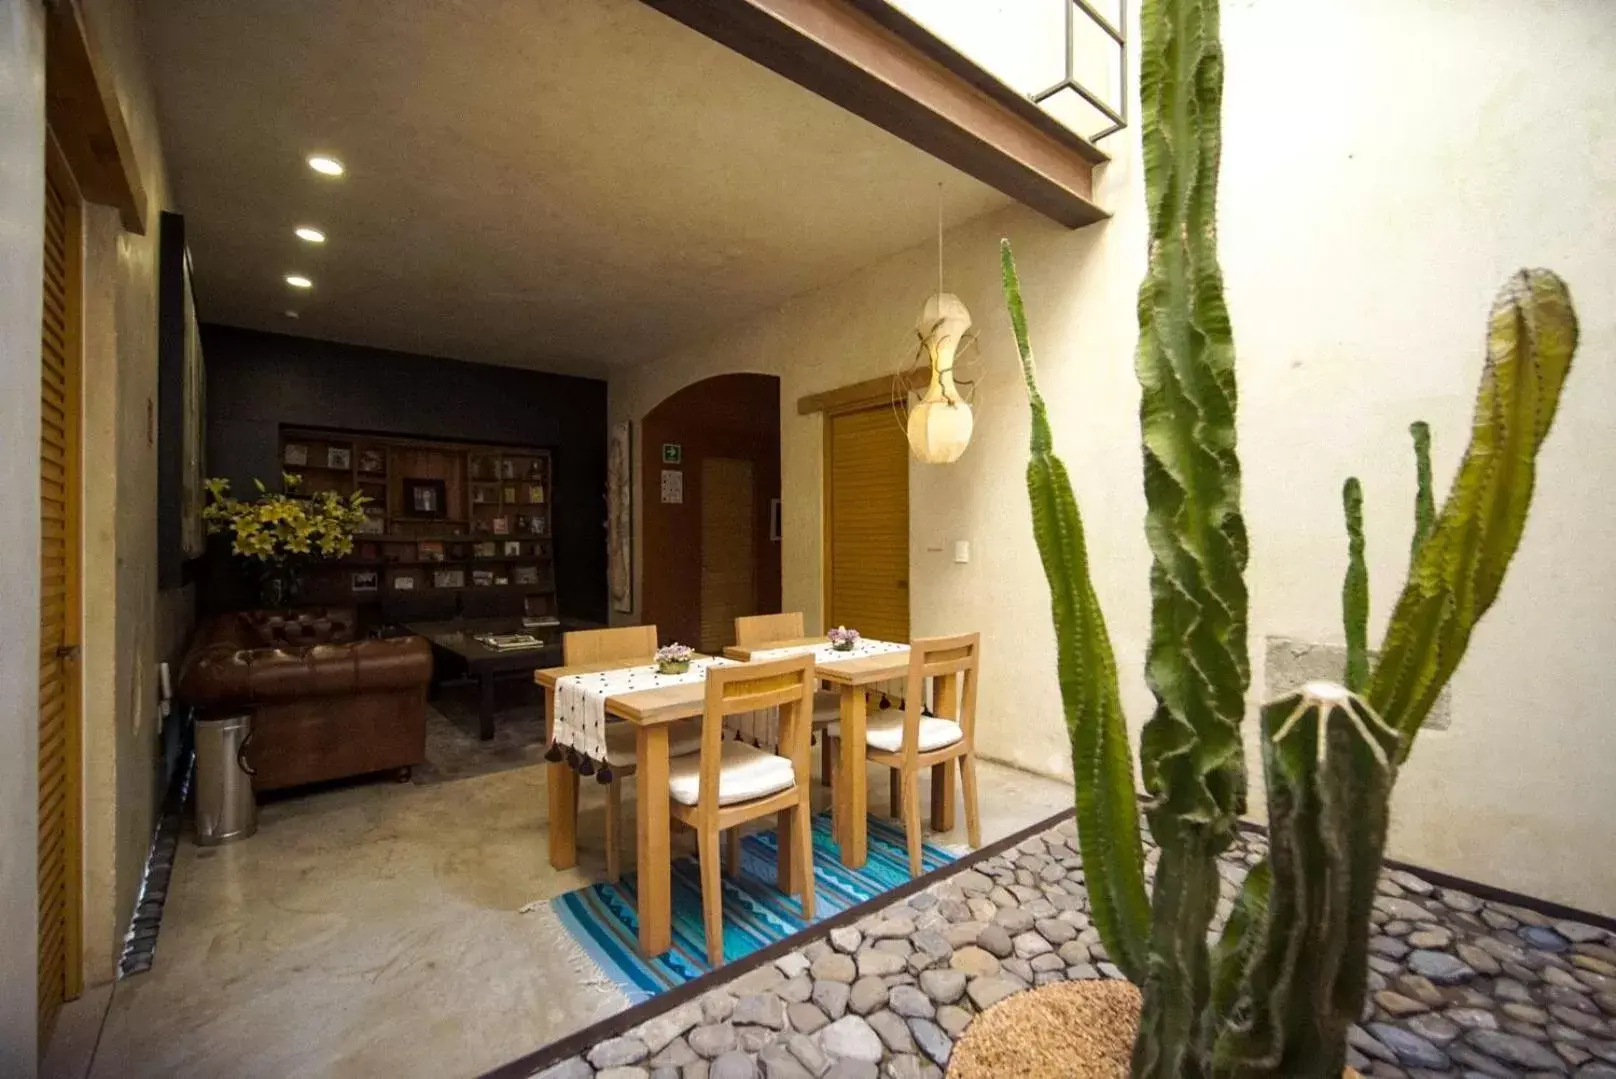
[201,324,608,621]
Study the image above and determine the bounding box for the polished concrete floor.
[66,755,1072,1079]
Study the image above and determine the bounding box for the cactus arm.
[1342,479,1369,692]
[1208,687,1401,1077]
[1002,240,1152,982]
[1408,421,1434,558]
[1368,270,1578,759]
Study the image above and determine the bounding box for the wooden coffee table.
[404,617,573,740]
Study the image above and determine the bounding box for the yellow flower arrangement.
[202,473,369,568]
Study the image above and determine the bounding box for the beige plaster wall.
[76,0,186,987]
[612,0,1616,912]
[0,1,48,1065]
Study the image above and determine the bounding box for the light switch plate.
[953,540,970,564]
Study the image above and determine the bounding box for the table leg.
[544,685,578,870]
[636,723,673,957]
[931,672,958,832]
[478,671,496,741]
[836,686,868,868]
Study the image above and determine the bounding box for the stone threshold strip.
[505,816,1616,1079]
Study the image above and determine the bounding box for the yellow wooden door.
[38,138,84,1048]
[824,407,909,641]
[699,457,756,653]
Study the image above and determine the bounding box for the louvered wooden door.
[824,407,909,642]
[699,457,756,653]
[38,138,84,1047]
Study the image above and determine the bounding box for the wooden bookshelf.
[278,427,556,615]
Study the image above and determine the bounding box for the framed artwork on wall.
[156,211,207,587]
[608,420,633,613]
[402,478,447,518]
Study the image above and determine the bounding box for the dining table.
[535,658,718,957]
[722,637,948,872]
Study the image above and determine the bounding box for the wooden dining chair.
[668,652,818,968]
[828,633,981,877]
[561,624,702,880]
[733,612,842,785]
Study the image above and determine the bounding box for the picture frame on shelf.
[471,569,495,587]
[327,446,351,470]
[391,569,418,592]
[491,516,510,535]
[529,516,546,536]
[527,484,544,504]
[402,478,447,518]
[472,484,494,505]
[503,540,523,557]
[474,541,497,558]
[284,443,308,467]
[503,485,517,504]
[432,567,465,589]
[358,448,385,475]
[494,574,509,586]
[351,570,379,593]
[418,540,445,562]
[358,509,386,535]
[497,458,516,480]
[513,564,539,585]
[527,459,545,480]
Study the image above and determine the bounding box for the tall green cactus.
[1005,0,1580,1074]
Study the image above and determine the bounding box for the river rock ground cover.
[533,816,1616,1079]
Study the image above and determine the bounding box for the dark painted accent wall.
[201,325,608,622]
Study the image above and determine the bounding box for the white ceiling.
[138,0,1009,375]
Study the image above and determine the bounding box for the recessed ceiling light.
[294,226,326,244]
[284,310,300,319]
[285,274,313,289]
[306,155,344,177]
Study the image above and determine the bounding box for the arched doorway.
[641,374,782,651]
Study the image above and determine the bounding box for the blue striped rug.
[552,812,956,1001]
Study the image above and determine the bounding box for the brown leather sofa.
[179,607,433,791]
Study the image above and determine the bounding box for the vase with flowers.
[827,625,860,652]
[655,643,694,675]
[203,473,369,608]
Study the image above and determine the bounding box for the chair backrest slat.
[695,654,815,823]
[734,612,805,648]
[563,624,658,666]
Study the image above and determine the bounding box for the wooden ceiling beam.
[46,0,147,234]
[637,0,1108,229]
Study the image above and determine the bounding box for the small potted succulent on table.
[827,625,860,652]
[654,642,694,675]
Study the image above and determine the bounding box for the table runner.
[550,656,734,778]
[733,639,909,747]
[749,638,909,664]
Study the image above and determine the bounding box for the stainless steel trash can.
[195,713,257,845]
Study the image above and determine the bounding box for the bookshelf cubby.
[278,426,556,616]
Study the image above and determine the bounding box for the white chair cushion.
[828,709,963,753]
[604,721,703,769]
[667,740,797,807]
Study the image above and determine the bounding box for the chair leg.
[827,737,841,842]
[960,753,982,849]
[795,801,816,920]
[901,768,923,878]
[888,769,902,821]
[605,778,622,880]
[820,733,834,789]
[776,809,796,894]
[698,825,724,969]
[725,826,742,880]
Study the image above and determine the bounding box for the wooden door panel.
[825,407,909,643]
[38,138,83,1050]
[700,458,756,653]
